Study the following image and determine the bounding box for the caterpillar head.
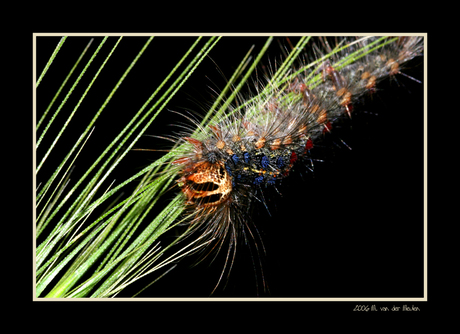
[173,128,233,208]
[177,160,232,208]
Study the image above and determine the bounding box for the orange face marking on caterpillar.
[180,161,232,208]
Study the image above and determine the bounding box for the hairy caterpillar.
[35,35,424,298]
[155,36,424,296]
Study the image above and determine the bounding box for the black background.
[35,35,424,299]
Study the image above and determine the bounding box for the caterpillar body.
[165,36,423,294]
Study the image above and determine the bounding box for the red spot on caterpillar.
[305,138,313,151]
[289,151,298,165]
[282,151,299,177]
[323,121,332,134]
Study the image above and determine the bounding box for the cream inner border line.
[32,32,428,302]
